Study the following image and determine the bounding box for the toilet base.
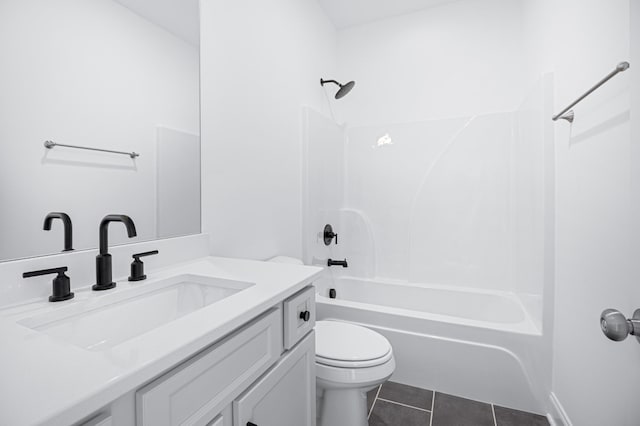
[315,355,395,426]
[318,387,371,426]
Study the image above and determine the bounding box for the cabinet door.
[207,405,232,426]
[80,413,112,426]
[137,309,283,426]
[233,332,315,426]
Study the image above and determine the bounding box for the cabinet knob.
[299,310,311,322]
[247,422,258,426]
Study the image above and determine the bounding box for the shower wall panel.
[342,78,549,302]
[302,107,346,268]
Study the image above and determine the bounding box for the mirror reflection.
[0,0,200,262]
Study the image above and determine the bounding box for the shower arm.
[320,79,341,87]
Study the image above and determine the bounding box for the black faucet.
[93,215,137,291]
[43,212,73,252]
[327,258,348,268]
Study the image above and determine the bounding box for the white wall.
[301,107,345,268]
[200,0,337,260]
[512,74,554,333]
[0,0,199,261]
[334,0,527,126]
[633,0,640,326]
[523,1,639,424]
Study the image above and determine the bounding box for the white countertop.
[0,256,322,426]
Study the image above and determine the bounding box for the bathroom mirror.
[0,0,200,262]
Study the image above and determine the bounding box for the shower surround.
[302,75,554,414]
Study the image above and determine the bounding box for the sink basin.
[19,274,254,351]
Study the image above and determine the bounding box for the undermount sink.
[19,274,254,351]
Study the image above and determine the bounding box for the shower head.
[320,78,356,99]
[336,80,355,99]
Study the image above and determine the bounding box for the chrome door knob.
[600,309,640,342]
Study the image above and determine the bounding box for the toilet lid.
[315,321,392,368]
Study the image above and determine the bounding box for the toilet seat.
[315,321,393,368]
[316,351,393,368]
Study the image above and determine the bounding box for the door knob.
[600,308,640,342]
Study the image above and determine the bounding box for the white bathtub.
[315,276,548,415]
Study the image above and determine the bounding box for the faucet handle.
[23,266,74,302]
[132,250,159,260]
[128,250,159,281]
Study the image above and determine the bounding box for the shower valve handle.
[323,224,338,245]
[600,308,640,343]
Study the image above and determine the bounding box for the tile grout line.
[491,403,497,426]
[370,383,542,426]
[376,397,432,413]
[367,384,382,420]
[429,392,436,426]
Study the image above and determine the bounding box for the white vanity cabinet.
[207,406,232,426]
[136,308,284,426]
[80,413,113,426]
[77,285,316,426]
[233,331,315,426]
[232,286,316,426]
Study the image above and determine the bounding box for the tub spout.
[327,258,348,268]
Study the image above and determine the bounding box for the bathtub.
[315,276,548,415]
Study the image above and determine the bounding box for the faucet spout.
[43,212,73,252]
[94,214,137,291]
[99,214,137,255]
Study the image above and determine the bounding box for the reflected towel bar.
[552,61,630,123]
[44,140,139,159]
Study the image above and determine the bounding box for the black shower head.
[335,80,355,99]
[320,78,356,99]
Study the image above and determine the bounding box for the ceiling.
[111,0,461,45]
[113,0,199,46]
[317,0,460,29]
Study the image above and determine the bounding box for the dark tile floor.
[367,381,549,426]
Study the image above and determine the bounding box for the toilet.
[267,256,395,426]
[315,320,395,426]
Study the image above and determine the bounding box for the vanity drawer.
[79,413,112,426]
[283,286,315,350]
[136,308,283,426]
